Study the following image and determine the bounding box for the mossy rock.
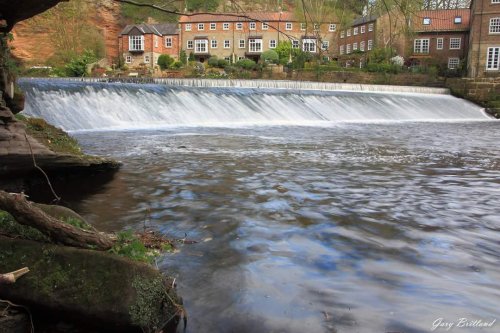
[0,236,181,332]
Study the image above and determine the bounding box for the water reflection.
[69,123,500,333]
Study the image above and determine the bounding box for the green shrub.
[261,50,279,64]
[365,63,401,74]
[217,59,229,68]
[64,49,96,77]
[180,50,187,64]
[188,52,195,61]
[172,61,183,69]
[236,59,256,70]
[157,54,174,70]
[110,231,155,263]
[207,55,219,67]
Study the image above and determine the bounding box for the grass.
[109,231,157,263]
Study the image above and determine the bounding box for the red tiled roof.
[179,12,296,23]
[413,9,470,32]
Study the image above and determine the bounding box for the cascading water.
[19,78,490,131]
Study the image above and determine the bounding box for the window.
[239,39,245,48]
[361,25,365,34]
[238,56,245,60]
[144,55,150,63]
[368,39,373,50]
[321,41,329,50]
[414,39,430,53]
[437,38,443,50]
[303,38,316,52]
[249,38,262,52]
[165,37,172,48]
[269,40,277,48]
[450,38,461,49]
[185,24,192,31]
[368,23,374,31]
[454,16,462,24]
[490,18,500,33]
[354,27,358,35]
[448,57,460,69]
[236,22,243,30]
[314,24,320,31]
[223,23,230,30]
[224,57,231,61]
[187,40,193,49]
[353,42,358,51]
[347,29,351,37]
[195,39,208,53]
[211,40,217,48]
[224,40,230,49]
[486,47,500,70]
[340,31,345,38]
[262,22,269,30]
[346,44,351,54]
[329,24,336,32]
[250,22,256,30]
[340,45,345,55]
[493,0,500,3]
[286,22,292,30]
[129,36,144,51]
[360,41,365,51]
[423,17,431,25]
[292,40,299,48]
[125,55,132,63]
[197,23,204,31]
[210,23,216,30]
[301,23,306,31]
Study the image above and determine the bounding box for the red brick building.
[338,15,377,57]
[178,12,338,63]
[118,23,180,70]
[467,0,500,77]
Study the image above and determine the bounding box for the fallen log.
[0,267,29,284]
[0,191,113,250]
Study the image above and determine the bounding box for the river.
[20,79,500,333]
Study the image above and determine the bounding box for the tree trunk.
[0,191,113,250]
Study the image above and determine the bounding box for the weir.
[19,78,491,132]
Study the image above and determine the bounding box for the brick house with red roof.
[118,23,180,70]
[178,12,338,63]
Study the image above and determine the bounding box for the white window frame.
[249,38,263,52]
[347,29,351,37]
[353,42,358,51]
[210,23,216,30]
[450,38,461,50]
[185,24,192,31]
[236,22,243,30]
[321,41,329,50]
[187,40,193,49]
[492,0,500,3]
[340,31,345,38]
[292,40,299,48]
[125,55,132,63]
[211,39,217,49]
[368,23,374,32]
[223,23,230,30]
[329,24,336,32]
[414,38,430,54]
[368,39,373,51]
[165,37,172,48]
[269,40,276,48]
[346,44,351,54]
[486,47,500,70]
[361,25,365,34]
[197,23,204,31]
[144,55,150,63]
[448,57,460,69]
[249,22,256,30]
[490,18,500,34]
[286,22,292,30]
[239,39,245,49]
[302,38,316,53]
[353,27,358,35]
[129,35,144,51]
[340,45,345,55]
[262,22,269,30]
[194,39,208,53]
[300,23,306,31]
[437,38,443,50]
[224,40,230,49]
[360,41,365,51]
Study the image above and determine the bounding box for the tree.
[157,54,174,70]
[65,50,97,77]
[261,50,279,64]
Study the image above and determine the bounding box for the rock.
[0,236,182,332]
[0,306,30,333]
[34,203,93,229]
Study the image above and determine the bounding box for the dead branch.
[0,268,30,284]
[0,191,114,250]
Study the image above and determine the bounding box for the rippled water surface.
[70,123,500,333]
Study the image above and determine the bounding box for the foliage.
[390,55,405,66]
[110,231,156,263]
[64,50,97,77]
[236,59,257,70]
[188,52,195,62]
[217,59,229,68]
[290,51,312,69]
[368,47,397,64]
[261,50,279,64]
[207,56,219,67]
[157,54,174,70]
[171,61,183,69]
[61,216,92,231]
[186,0,220,12]
[0,210,50,242]
[365,62,402,74]
[179,50,187,65]
[121,0,178,23]
[275,41,295,65]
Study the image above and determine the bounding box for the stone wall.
[446,77,500,116]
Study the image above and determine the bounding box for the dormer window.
[423,17,431,25]
[454,16,462,24]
